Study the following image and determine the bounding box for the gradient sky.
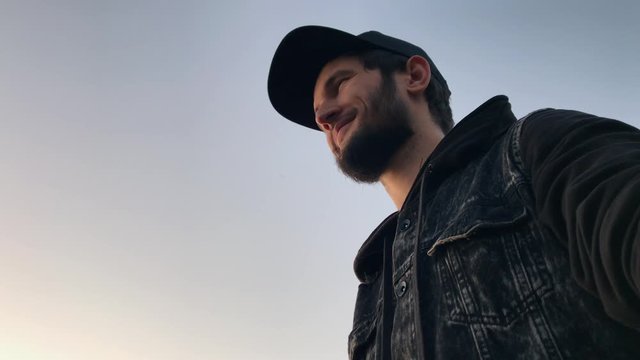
[0,0,638,359]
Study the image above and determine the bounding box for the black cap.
[268,25,447,130]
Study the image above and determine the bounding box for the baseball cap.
[267,25,447,130]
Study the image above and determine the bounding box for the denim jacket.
[348,96,640,359]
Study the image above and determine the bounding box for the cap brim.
[268,26,379,131]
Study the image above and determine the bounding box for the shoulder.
[521,108,637,140]
[520,108,639,166]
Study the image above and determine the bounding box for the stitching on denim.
[447,284,554,326]
[392,254,414,283]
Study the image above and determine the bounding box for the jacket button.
[395,280,408,298]
[400,219,411,231]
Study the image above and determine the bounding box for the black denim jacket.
[348,96,640,359]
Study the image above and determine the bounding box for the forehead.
[318,56,363,79]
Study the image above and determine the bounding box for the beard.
[335,77,414,183]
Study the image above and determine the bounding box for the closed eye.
[323,70,356,97]
[335,76,352,92]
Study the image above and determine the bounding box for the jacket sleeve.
[521,109,640,328]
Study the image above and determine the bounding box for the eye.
[336,77,349,91]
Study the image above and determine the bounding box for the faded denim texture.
[349,101,640,359]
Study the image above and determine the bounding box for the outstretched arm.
[522,109,640,328]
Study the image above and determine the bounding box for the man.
[267,25,640,359]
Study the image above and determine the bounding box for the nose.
[315,104,341,131]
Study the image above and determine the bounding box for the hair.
[355,49,454,133]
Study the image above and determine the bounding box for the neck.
[380,119,444,210]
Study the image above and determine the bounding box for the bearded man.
[268,26,640,359]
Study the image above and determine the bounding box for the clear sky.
[0,0,638,359]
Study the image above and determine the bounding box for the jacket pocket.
[432,203,554,327]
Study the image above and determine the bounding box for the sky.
[0,0,638,359]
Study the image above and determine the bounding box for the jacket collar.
[353,95,517,281]
[426,95,516,189]
[353,212,398,282]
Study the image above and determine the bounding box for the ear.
[404,55,431,96]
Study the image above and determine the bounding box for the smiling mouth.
[334,112,357,147]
